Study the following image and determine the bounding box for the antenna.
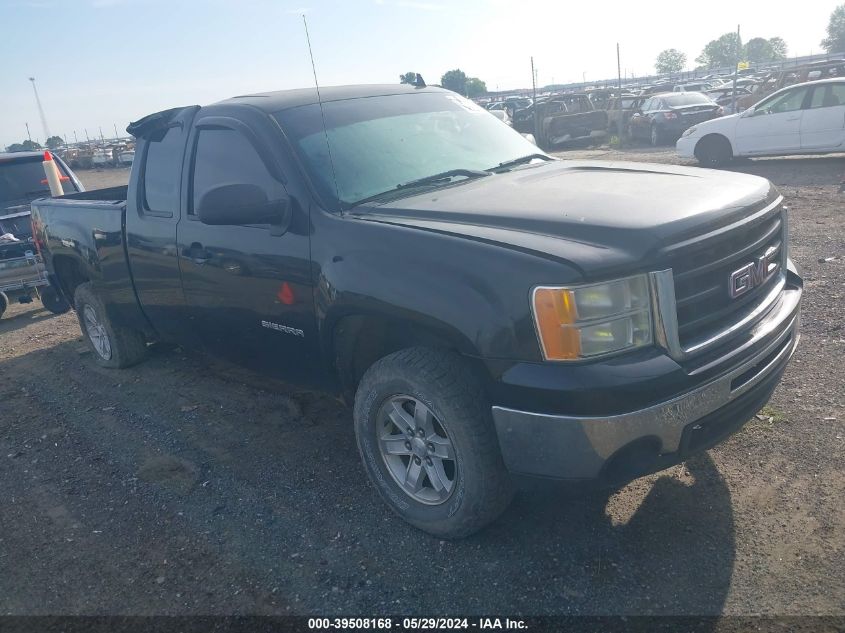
[302,14,341,211]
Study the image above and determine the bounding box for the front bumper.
[676,134,698,159]
[491,272,801,481]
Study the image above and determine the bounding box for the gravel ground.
[0,154,843,616]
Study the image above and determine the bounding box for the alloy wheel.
[83,304,112,360]
[376,395,457,505]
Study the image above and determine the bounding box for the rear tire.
[353,347,513,538]
[694,135,733,166]
[74,282,147,368]
[650,124,664,146]
[40,286,71,314]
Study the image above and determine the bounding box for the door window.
[755,87,810,115]
[809,83,845,109]
[190,128,284,217]
[142,126,185,215]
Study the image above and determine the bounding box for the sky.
[0,0,840,149]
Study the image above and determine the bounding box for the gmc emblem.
[729,247,779,298]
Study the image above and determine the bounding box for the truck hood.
[353,160,777,277]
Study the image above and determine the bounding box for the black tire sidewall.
[356,375,468,527]
[696,136,731,166]
[40,286,70,314]
[354,350,510,537]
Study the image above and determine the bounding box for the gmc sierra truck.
[31,84,803,538]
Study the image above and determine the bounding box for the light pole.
[28,77,51,141]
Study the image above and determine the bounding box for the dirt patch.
[0,152,842,616]
[136,455,199,495]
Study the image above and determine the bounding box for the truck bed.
[30,187,140,325]
[57,185,128,203]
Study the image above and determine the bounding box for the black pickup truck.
[31,84,803,537]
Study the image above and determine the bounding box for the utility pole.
[99,126,104,144]
[28,77,51,141]
[616,43,622,93]
[25,122,32,142]
[530,56,538,140]
[85,128,90,143]
[74,130,78,144]
[732,24,741,115]
[114,123,119,141]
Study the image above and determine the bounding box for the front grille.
[666,206,784,352]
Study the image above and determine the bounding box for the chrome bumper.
[492,281,801,480]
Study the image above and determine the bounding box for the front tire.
[694,135,733,166]
[353,347,513,538]
[74,282,147,368]
[40,286,71,314]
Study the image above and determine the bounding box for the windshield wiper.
[396,168,491,189]
[488,153,553,172]
[350,169,490,207]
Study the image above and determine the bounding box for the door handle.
[786,115,800,121]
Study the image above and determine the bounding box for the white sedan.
[677,78,845,165]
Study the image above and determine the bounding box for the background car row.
[481,59,845,161]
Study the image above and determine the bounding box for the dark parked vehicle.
[629,92,723,145]
[514,93,607,149]
[32,84,802,537]
[0,151,80,317]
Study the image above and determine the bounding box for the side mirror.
[198,184,290,234]
[741,107,756,117]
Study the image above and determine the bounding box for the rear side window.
[809,83,845,109]
[190,128,283,217]
[142,126,184,214]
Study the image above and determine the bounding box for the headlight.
[531,275,653,360]
[682,126,697,137]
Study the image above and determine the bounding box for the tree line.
[399,69,487,97]
[656,3,845,74]
[5,136,64,153]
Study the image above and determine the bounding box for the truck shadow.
[483,454,733,615]
[724,154,845,188]
[0,340,736,617]
[0,305,59,336]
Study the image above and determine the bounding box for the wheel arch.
[52,254,90,304]
[330,311,490,402]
